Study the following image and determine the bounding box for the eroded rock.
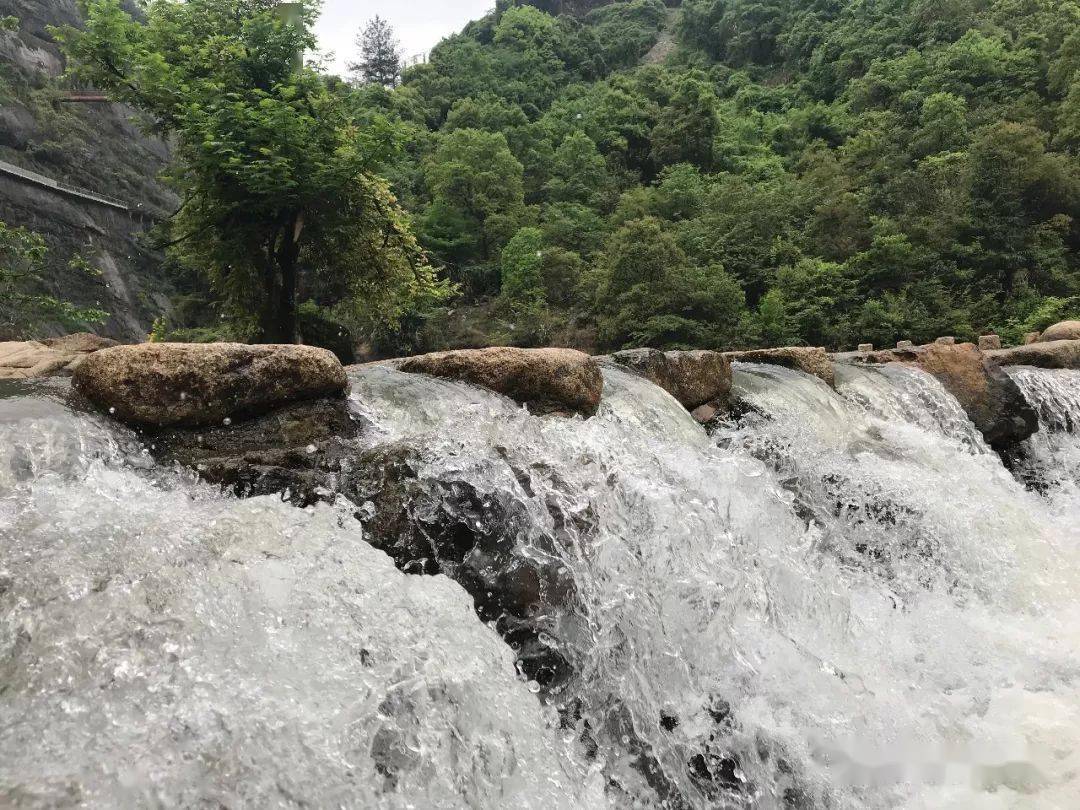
[399,347,602,417]
[74,342,348,427]
[724,347,836,388]
[601,348,731,411]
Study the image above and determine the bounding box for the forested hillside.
[349,0,1080,355]
[0,0,177,340]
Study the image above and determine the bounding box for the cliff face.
[0,0,176,339]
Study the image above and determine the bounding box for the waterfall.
[1005,367,1080,498]
[2,364,1080,808]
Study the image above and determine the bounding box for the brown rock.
[986,340,1080,370]
[724,347,836,388]
[0,333,119,380]
[1039,321,1080,343]
[602,348,731,410]
[866,343,1037,449]
[935,336,956,345]
[896,340,915,350]
[41,333,120,353]
[399,347,603,417]
[978,334,1002,351]
[858,344,873,353]
[73,342,348,427]
[0,341,76,379]
[1024,332,1041,345]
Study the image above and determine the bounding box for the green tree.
[57,0,439,343]
[500,226,546,305]
[350,15,402,88]
[650,73,718,169]
[543,132,612,207]
[0,222,107,339]
[423,128,526,261]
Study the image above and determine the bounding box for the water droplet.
[108,407,116,414]
[306,444,317,454]
[526,680,541,693]
[222,417,232,426]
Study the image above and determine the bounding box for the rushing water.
[1,363,1079,808]
[1005,367,1080,499]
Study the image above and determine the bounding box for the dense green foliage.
[367,0,1080,352]
[0,221,107,339]
[57,0,446,344]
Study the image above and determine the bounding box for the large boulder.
[601,348,731,410]
[0,333,117,379]
[866,342,1037,449]
[1039,321,1080,342]
[399,347,603,417]
[724,347,836,388]
[73,342,348,427]
[986,340,1080,370]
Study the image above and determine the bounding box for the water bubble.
[223,417,232,426]
[306,444,317,454]
[108,407,116,414]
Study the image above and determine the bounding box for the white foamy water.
[0,393,605,809]
[2,360,1080,809]
[1006,367,1080,502]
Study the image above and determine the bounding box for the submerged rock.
[1039,320,1080,342]
[150,398,362,503]
[865,342,1037,449]
[0,333,118,379]
[601,348,731,412]
[74,342,348,427]
[986,339,1080,370]
[341,442,582,692]
[399,347,603,417]
[724,347,836,388]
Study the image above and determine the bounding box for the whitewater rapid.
[1,362,1079,808]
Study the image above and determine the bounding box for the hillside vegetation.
[350,0,1080,355]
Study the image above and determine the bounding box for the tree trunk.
[262,211,304,344]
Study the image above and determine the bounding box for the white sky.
[314,0,495,76]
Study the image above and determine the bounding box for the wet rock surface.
[340,442,585,693]
[148,398,362,504]
[725,347,836,388]
[399,347,602,417]
[864,342,1037,449]
[600,348,731,411]
[74,342,348,427]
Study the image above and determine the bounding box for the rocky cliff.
[0,0,176,339]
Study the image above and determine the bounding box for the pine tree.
[349,16,402,87]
